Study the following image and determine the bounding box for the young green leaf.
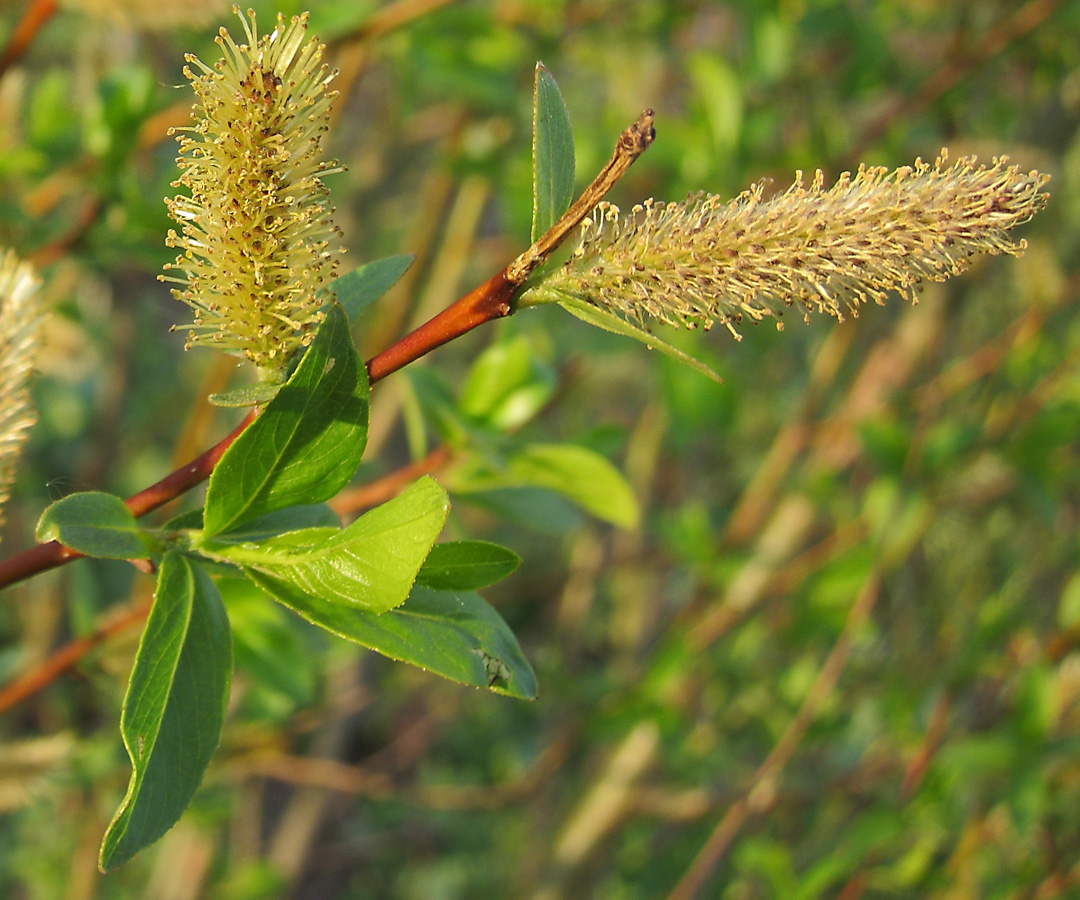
[557,292,723,383]
[532,62,575,243]
[35,491,146,559]
[213,504,342,543]
[330,254,415,323]
[206,476,450,615]
[161,504,340,538]
[220,577,315,707]
[203,304,369,537]
[99,553,231,871]
[458,335,555,429]
[416,540,521,591]
[207,381,283,409]
[454,487,583,536]
[508,443,640,528]
[451,443,640,529]
[264,583,536,698]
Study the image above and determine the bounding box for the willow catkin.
[160,8,344,372]
[526,151,1049,339]
[0,250,42,538]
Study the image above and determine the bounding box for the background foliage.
[1,0,1078,897]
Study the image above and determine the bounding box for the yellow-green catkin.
[528,150,1049,338]
[161,7,344,373]
[0,250,42,539]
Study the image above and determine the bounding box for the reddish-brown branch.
[0,444,450,714]
[366,270,516,384]
[899,691,951,801]
[0,411,254,589]
[0,0,57,79]
[126,410,255,518]
[0,597,152,716]
[330,446,452,517]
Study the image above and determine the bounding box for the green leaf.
[207,381,283,408]
[458,335,555,429]
[203,305,369,537]
[99,553,231,871]
[531,62,575,242]
[160,505,339,539]
[206,477,450,615]
[161,508,205,531]
[448,443,638,528]
[215,504,341,543]
[220,578,315,707]
[35,491,145,559]
[417,540,521,590]
[266,583,536,698]
[688,54,743,154]
[508,443,639,528]
[455,486,583,536]
[330,254,415,323]
[557,292,723,384]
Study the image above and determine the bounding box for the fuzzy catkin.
[0,250,42,539]
[161,8,343,372]
[527,151,1049,338]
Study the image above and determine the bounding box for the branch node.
[507,108,656,286]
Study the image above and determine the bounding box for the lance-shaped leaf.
[330,254,415,323]
[532,62,575,242]
[203,304,369,537]
[35,491,146,559]
[264,583,537,698]
[416,540,521,591]
[557,292,723,383]
[208,380,284,409]
[204,477,450,615]
[507,443,640,528]
[99,553,231,871]
[450,442,640,529]
[458,335,556,430]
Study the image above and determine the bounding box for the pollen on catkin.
[0,249,42,539]
[160,7,344,372]
[525,151,1049,339]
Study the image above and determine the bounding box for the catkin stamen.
[528,150,1048,339]
[0,250,43,538]
[160,7,344,371]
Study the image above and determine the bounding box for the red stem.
[367,269,515,383]
[0,597,153,716]
[0,0,57,79]
[330,445,452,517]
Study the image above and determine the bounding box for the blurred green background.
[1,0,1078,897]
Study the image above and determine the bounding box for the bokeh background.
[1,0,1078,897]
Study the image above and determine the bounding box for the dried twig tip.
[621,109,655,157]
